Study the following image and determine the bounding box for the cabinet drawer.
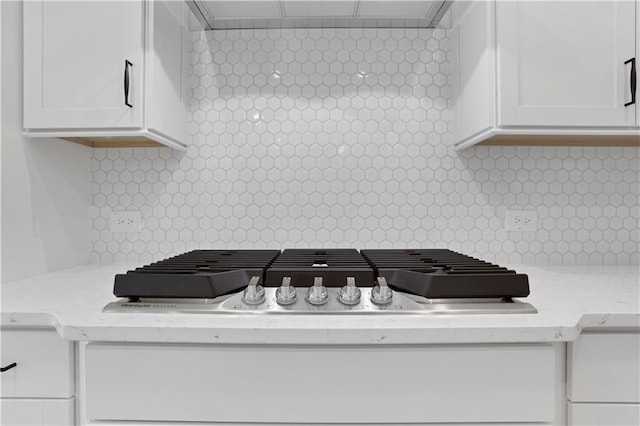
[86,343,557,423]
[568,332,640,403]
[568,401,640,425]
[1,328,74,398]
[1,397,74,426]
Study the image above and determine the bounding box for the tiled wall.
[89,28,640,265]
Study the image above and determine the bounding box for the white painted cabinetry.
[451,0,640,149]
[23,1,144,131]
[83,342,561,424]
[1,399,74,426]
[568,403,640,426]
[567,332,640,425]
[497,1,636,128]
[23,0,190,150]
[2,329,636,425]
[1,328,75,426]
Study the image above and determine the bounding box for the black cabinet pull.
[124,60,133,108]
[1,362,17,372]
[624,57,636,107]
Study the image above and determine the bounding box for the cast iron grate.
[114,250,281,299]
[361,249,530,299]
[265,248,374,287]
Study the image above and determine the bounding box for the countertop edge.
[2,311,639,344]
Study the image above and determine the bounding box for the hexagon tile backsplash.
[90,28,639,265]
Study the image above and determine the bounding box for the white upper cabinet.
[146,0,191,146]
[450,0,496,147]
[497,1,636,127]
[24,1,190,150]
[24,1,144,130]
[451,0,640,149]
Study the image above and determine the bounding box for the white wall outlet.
[505,210,537,232]
[110,211,142,233]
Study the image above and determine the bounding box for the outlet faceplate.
[110,211,142,233]
[505,210,537,232]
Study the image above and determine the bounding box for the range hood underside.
[188,1,452,30]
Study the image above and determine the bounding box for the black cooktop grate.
[264,248,374,287]
[114,250,281,299]
[113,248,530,300]
[361,249,529,299]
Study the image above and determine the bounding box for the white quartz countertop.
[1,263,638,344]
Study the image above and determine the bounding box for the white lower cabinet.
[1,328,74,398]
[1,328,75,426]
[1,398,74,426]
[567,332,640,426]
[568,402,640,425]
[568,332,640,403]
[84,342,560,424]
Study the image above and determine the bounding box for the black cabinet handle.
[624,57,636,107]
[1,362,17,372]
[124,60,133,108]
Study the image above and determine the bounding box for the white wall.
[1,0,3,283]
[1,0,91,282]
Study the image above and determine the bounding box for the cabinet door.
[1,398,74,426]
[1,329,74,398]
[568,332,640,403]
[24,1,144,129]
[497,1,637,127]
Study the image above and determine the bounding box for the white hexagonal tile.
[87,28,639,265]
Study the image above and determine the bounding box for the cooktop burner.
[107,249,536,315]
[265,248,374,287]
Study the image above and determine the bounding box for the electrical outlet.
[505,210,537,232]
[110,211,142,233]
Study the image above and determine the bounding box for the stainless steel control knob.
[243,276,265,305]
[276,276,297,305]
[306,277,328,305]
[371,277,393,305]
[339,277,361,305]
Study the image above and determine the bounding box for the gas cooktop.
[105,249,536,315]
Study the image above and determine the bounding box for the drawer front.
[1,328,74,398]
[86,343,557,423]
[1,397,74,426]
[568,332,640,403]
[568,402,640,425]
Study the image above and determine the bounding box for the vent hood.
[188,0,452,30]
